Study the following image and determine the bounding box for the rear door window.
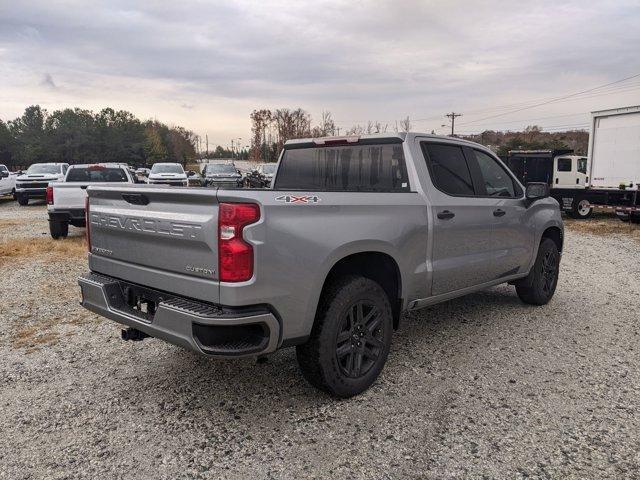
[275,143,409,191]
[421,143,475,196]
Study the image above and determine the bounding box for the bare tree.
[399,116,411,133]
[249,109,272,161]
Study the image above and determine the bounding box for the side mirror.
[525,182,550,204]
[0,171,8,178]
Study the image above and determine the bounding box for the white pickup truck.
[0,164,17,198]
[147,162,188,186]
[47,163,136,238]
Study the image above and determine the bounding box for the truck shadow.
[126,284,531,411]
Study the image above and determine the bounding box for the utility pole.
[445,112,463,136]
[205,135,209,156]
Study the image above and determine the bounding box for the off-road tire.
[516,238,560,305]
[49,220,69,239]
[296,275,393,398]
[17,195,28,206]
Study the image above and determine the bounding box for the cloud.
[0,0,639,140]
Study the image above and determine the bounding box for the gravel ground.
[1,200,639,479]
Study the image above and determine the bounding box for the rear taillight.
[218,203,260,282]
[85,196,91,252]
[46,186,54,205]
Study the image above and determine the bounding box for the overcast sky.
[1,0,639,147]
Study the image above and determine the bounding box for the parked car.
[245,163,277,188]
[147,163,188,186]
[47,163,135,238]
[0,164,17,198]
[187,170,204,187]
[135,167,151,179]
[15,163,69,205]
[79,133,563,397]
[202,162,243,187]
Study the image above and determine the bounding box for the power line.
[331,73,640,130]
[458,72,640,126]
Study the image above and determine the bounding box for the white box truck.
[506,105,640,221]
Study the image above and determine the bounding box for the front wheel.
[515,238,560,305]
[17,195,28,206]
[296,275,393,398]
[49,220,69,239]
[568,197,593,219]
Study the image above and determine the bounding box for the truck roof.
[591,105,640,117]
[508,149,574,156]
[69,163,129,169]
[284,132,490,150]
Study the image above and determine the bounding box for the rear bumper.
[78,272,280,357]
[16,187,46,198]
[49,209,86,226]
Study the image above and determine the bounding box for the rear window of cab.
[275,143,410,192]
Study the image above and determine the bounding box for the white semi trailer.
[507,105,640,221]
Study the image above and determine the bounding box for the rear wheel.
[296,275,393,398]
[49,220,69,239]
[17,195,28,206]
[617,211,640,224]
[516,238,560,305]
[568,197,593,219]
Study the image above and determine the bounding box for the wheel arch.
[316,250,403,330]
[541,225,563,253]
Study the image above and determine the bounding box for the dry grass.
[565,215,640,243]
[11,312,93,352]
[0,219,23,229]
[13,325,60,351]
[0,236,86,265]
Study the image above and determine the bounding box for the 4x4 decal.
[275,195,321,204]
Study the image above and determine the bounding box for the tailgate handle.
[122,193,149,206]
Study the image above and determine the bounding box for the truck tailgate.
[87,185,220,303]
[51,182,90,210]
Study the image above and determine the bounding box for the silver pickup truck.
[79,133,563,397]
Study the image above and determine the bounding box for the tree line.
[248,109,414,162]
[0,105,197,169]
[461,126,588,156]
[249,107,586,161]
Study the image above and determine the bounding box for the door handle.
[493,209,506,217]
[437,210,455,220]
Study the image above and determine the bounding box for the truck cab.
[553,155,588,189]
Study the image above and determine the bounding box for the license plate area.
[103,280,171,323]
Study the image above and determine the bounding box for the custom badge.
[275,195,321,204]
